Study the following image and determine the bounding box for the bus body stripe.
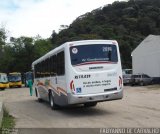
[37,81,67,96]
[74,61,117,66]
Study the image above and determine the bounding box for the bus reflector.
[70,80,75,93]
[119,76,122,88]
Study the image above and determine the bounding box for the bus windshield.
[8,74,21,82]
[0,74,8,83]
[70,44,118,66]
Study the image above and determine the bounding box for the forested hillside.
[51,0,160,68]
[0,0,160,73]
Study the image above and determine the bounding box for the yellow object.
[8,72,22,88]
[0,83,9,88]
[0,73,9,89]
[9,81,22,87]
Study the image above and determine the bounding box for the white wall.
[132,35,160,77]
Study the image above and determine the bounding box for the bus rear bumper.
[67,90,123,105]
[9,82,22,87]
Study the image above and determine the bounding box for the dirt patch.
[0,86,160,128]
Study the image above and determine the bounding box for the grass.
[1,107,15,131]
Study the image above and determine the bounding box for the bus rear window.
[70,44,118,66]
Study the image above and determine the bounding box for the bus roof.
[0,73,7,75]
[9,72,21,75]
[32,40,118,67]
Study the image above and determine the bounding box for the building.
[131,35,160,82]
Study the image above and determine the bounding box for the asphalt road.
[0,85,160,128]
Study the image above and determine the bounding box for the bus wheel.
[38,98,43,102]
[49,92,58,110]
[0,88,5,91]
[84,102,97,107]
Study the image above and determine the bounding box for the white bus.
[32,40,123,109]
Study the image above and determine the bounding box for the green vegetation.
[0,0,160,73]
[0,35,52,73]
[1,108,15,129]
[51,0,160,68]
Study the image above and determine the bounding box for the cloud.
[0,0,125,38]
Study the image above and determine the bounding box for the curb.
[0,102,3,127]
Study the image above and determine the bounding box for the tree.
[50,0,160,68]
[0,27,6,57]
[0,27,7,72]
[34,38,52,58]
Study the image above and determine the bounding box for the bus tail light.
[119,76,122,89]
[70,80,75,94]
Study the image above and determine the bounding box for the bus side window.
[53,55,57,76]
[35,63,39,78]
[42,61,45,78]
[39,62,41,78]
[50,55,57,76]
[49,57,51,76]
[44,60,46,77]
[34,64,37,78]
[43,60,46,77]
[38,63,40,78]
[46,58,50,77]
[57,51,65,76]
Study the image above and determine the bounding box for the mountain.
[50,0,160,68]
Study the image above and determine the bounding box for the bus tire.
[35,88,38,97]
[35,89,43,102]
[49,92,58,110]
[0,88,5,91]
[84,102,97,107]
[38,98,43,103]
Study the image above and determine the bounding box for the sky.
[0,0,125,38]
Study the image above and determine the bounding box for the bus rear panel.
[66,40,123,105]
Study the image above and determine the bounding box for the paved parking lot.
[0,85,160,128]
